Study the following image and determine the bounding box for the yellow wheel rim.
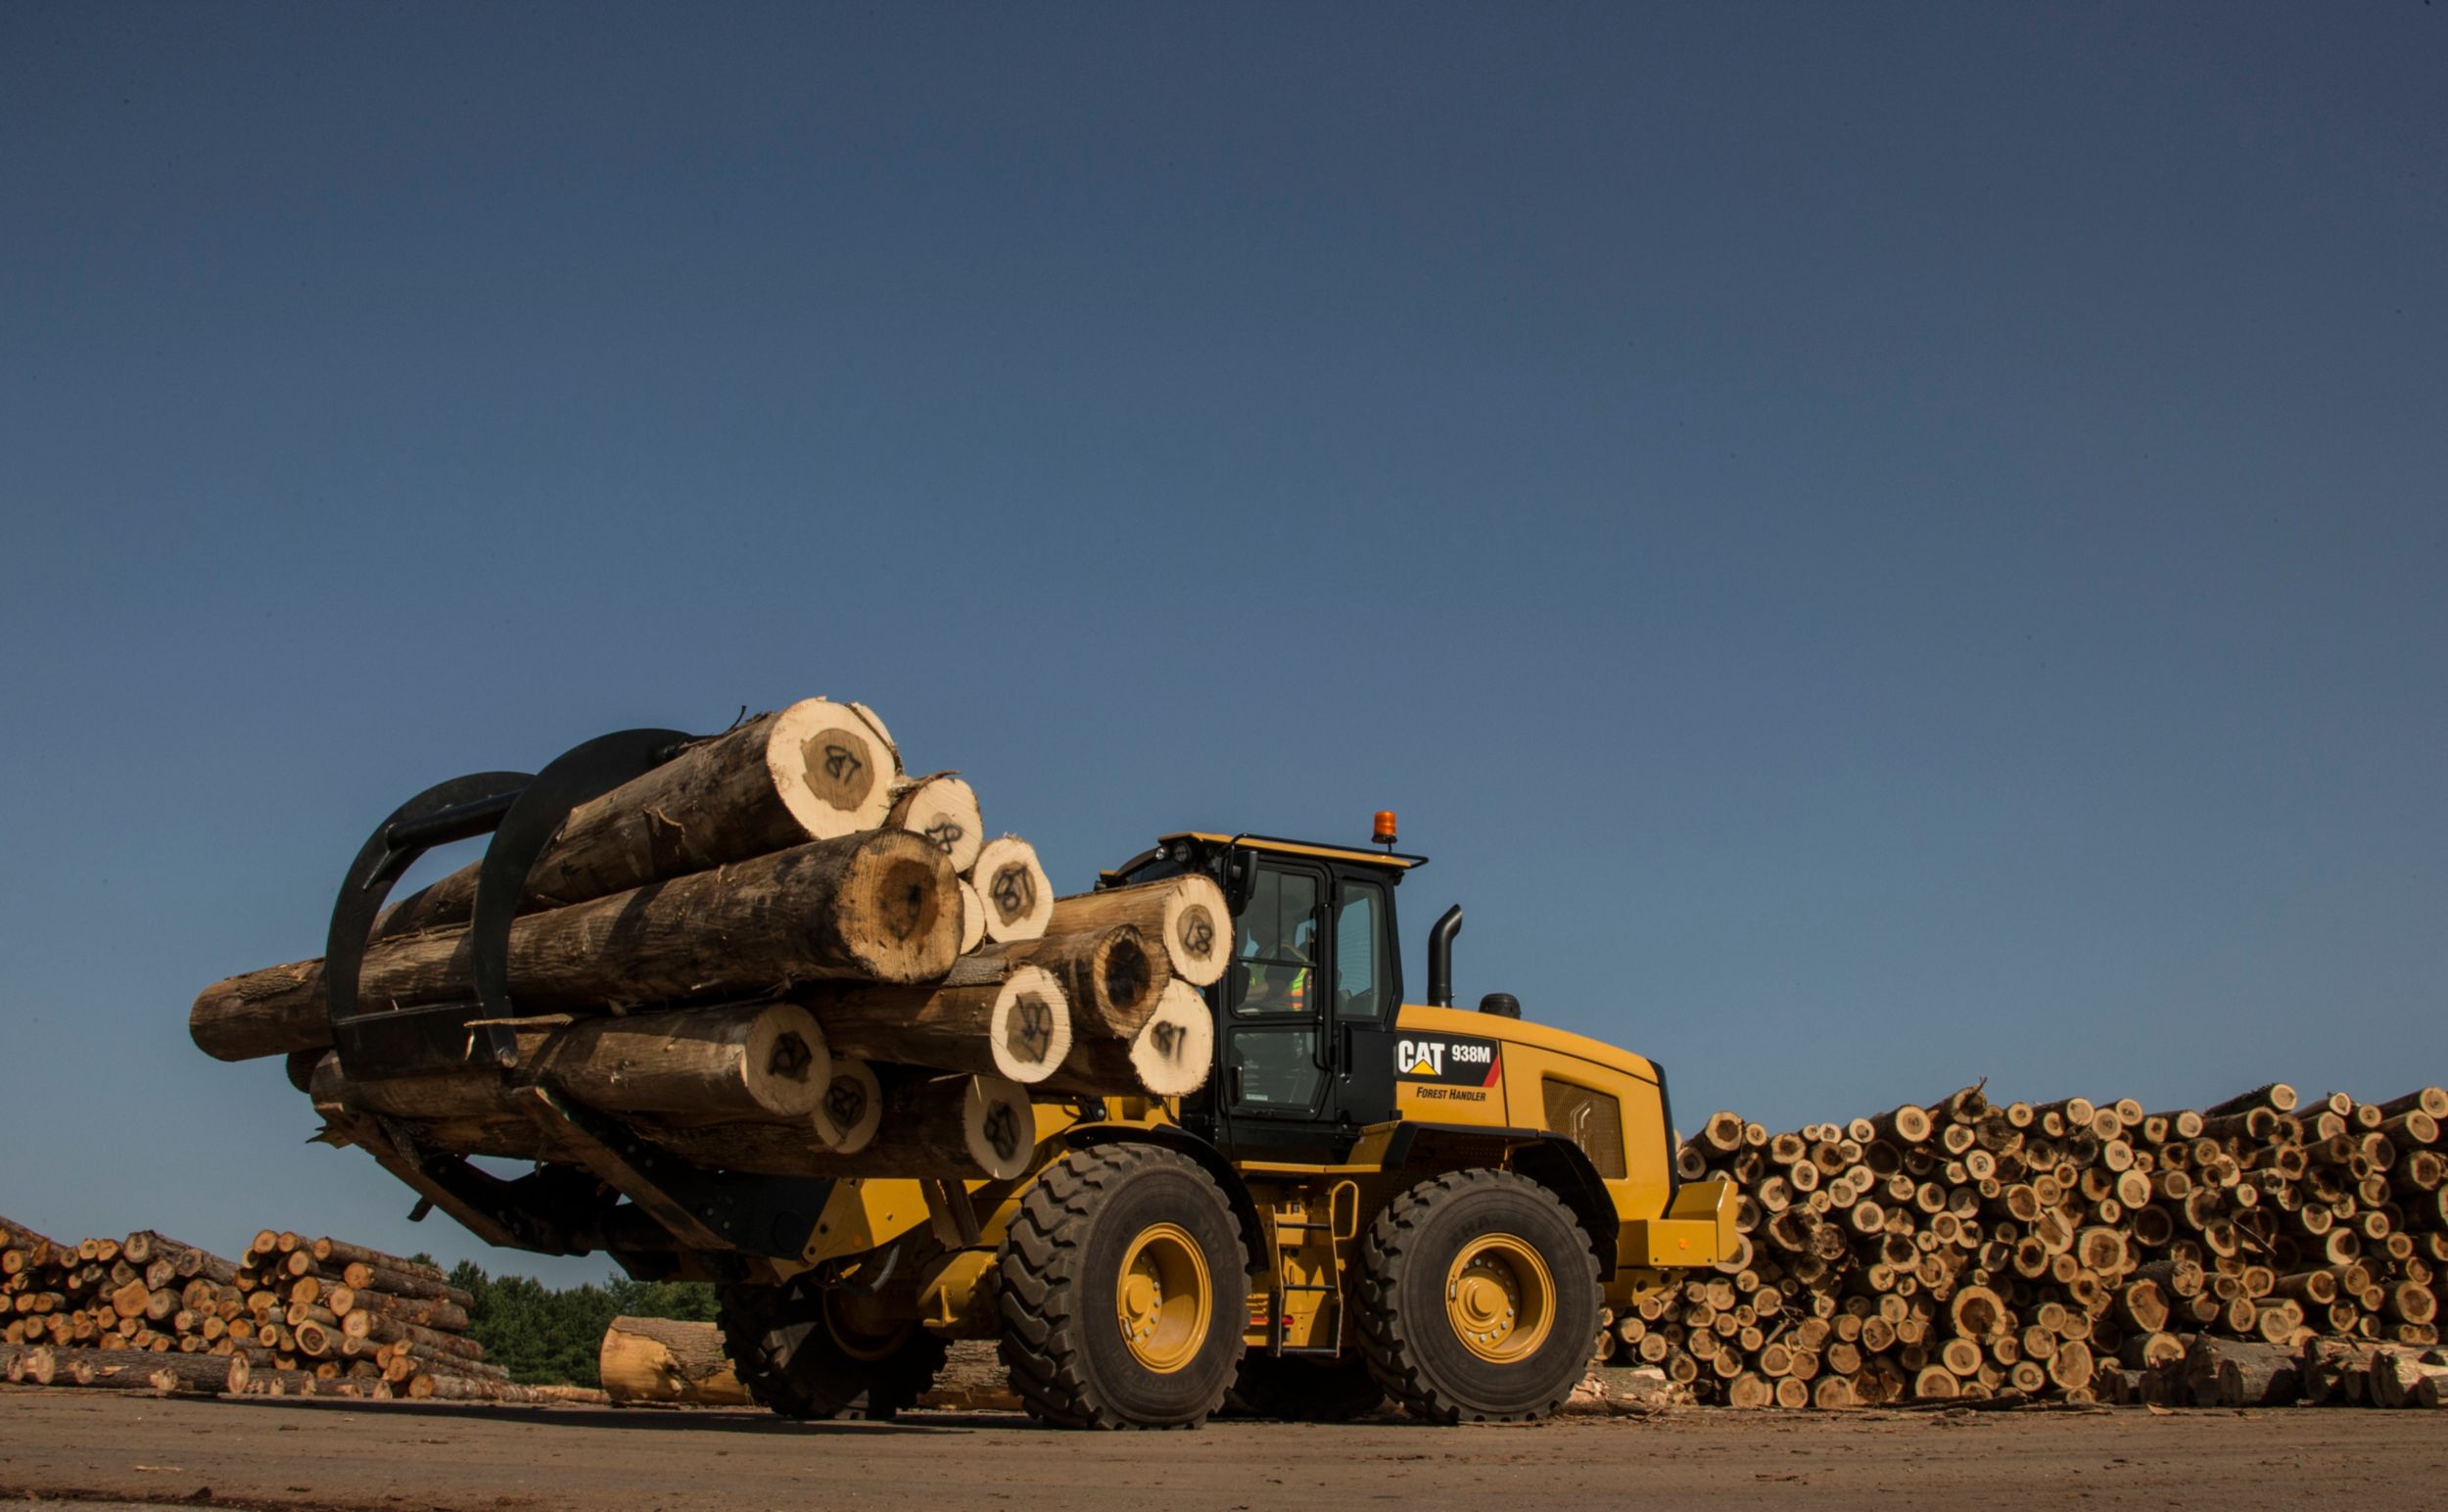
[1443,1234,1555,1364]
[1115,1222,1212,1374]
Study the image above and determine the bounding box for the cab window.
[1334,878,1387,1019]
[1232,866,1318,1017]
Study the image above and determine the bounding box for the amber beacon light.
[1372,810,1399,849]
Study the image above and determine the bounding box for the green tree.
[451,1260,718,1387]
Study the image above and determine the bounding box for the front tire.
[997,1143,1248,1429]
[716,1277,949,1421]
[1356,1169,1599,1423]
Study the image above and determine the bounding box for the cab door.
[1215,856,1402,1158]
[1219,858,1333,1146]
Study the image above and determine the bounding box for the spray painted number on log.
[989,865,1038,923]
[921,818,966,853]
[1394,1035,1501,1086]
[982,1102,1023,1161]
[1148,1020,1188,1062]
[1010,994,1055,1062]
[825,1078,870,1129]
[1177,906,1215,959]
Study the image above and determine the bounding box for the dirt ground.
[3,1388,2442,1512]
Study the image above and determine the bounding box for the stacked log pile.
[1,1218,542,1401]
[188,696,1229,1188]
[1611,1082,2446,1410]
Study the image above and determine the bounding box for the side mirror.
[1222,852,1256,915]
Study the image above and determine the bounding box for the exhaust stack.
[1426,904,1462,1008]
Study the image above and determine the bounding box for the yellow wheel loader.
[710,826,1734,1427]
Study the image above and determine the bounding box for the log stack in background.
[187,695,1230,1188]
[1,1218,563,1402]
[1607,1082,2447,1410]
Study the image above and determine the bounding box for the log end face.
[773,700,897,838]
[971,837,1053,944]
[748,1007,833,1119]
[1166,876,1230,988]
[838,830,962,982]
[1125,979,1213,1098]
[811,1058,884,1154]
[965,1076,1035,1182]
[989,967,1073,1086]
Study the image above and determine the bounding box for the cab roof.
[1158,831,1429,872]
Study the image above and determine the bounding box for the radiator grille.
[1542,1077,1627,1179]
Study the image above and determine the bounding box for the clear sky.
[3,3,2440,1285]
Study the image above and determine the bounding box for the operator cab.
[1102,827,1428,1162]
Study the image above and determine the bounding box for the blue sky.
[3,3,2440,1283]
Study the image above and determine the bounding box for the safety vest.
[1276,963,1309,1013]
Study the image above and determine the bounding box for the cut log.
[886,773,985,875]
[311,1003,833,1128]
[969,836,1054,944]
[339,1262,474,1309]
[1045,875,1233,989]
[342,1311,485,1360]
[811,966,1073,1086]
[807,1056,885,1155]
[790,1072,1037,1181]
[955,925,1170,1042]
[374,698,902,938]
[2375,1088,2448,1121]
[598,1315,751,1406]
[2371,1354,2448,1407]
[524,1002,830,1118]
[1034,978,1214,1099]
[309,1239,444,1278]
[336,1292,471,1335]
[1949,1286,2007,1339]
[2203,1083,2297,1117]
[18,1346,247,1394]
[192,829,960,1061]
[957,879,986,954]
[624,1065,1010,1179]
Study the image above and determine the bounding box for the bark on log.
[16,1346,247,1394]
[968,836,1053,944]
[309,1238,444,1277]
[811,966,1073,1085]
[374,698,902,938]
[343,1310,485,1359]
[598,1316,751,1406]
[341,1262,474,1308]
[2376,1088,2448,1121]
[777,1072,1037,1181]
[193,830,960,1061]
[1045,875,1232,989]
[333,1290,471,1335]
[952,924,1170,1041]
[2203,1083,2297,1117]
[522,1002,831,1118]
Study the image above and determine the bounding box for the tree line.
[436,1257,718,1387]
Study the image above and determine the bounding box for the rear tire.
[716,1277,949,1421]
[1356,1169,1599,1423]
[997,1143,1248,1429]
